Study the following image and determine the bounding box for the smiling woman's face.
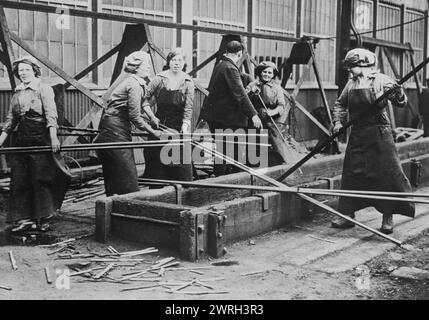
[18,63,36,84]
[260,67,274,82]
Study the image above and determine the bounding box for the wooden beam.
[64,43,122,89]
[0,0,299,44]
[0,6,16,89]
[336,0,352,92]
[188,52,217,77]
[310,42,333,125]
[356,36,411,51]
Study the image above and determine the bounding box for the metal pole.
[277,56,429,182]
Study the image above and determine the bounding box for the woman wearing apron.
[331,48,415,234]
[142,48,194,181]
[94,51,160,196]
[0,56,70,233]
[246,61,286,166]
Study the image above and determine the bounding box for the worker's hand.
[51,137,61,153]
[266,109,277,117]
[387,82,405,101]
[332,122,343,134]
[181,122,191,134]
[151,129,162,139]
[252,115,263,129]
[150,116,160,129]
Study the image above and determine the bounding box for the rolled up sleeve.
[39,84,58,129]
[127,81,149,131]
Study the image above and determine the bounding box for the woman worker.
[0,56,70,232]
[142,48,195,181]
[331,48,415,234]
[246,61,286,166]
[94,51,160,196]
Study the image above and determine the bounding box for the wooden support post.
[180,210,197,261]
[195,212,208,260]
[207,212,226,259]
[309,42,333,125]
[336,0,352,92]
[0,6,16,89]
[95,198,113,243]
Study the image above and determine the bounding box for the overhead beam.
[0,0,299,43]
[0,6,16,89]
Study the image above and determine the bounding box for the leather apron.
[338,88,415,218]
[143,87,193,182]
[7,110,70,223]
[94,114,139,196]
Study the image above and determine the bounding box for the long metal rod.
[159,125,403,246]
[277,56,429,182]
[0,140,189,154]
[139,178,429,205]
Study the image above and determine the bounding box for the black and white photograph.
[0,0,428,305]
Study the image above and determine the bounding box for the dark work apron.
[249,90,285,167]
[142,87,193,182]
[94,114,139,196]
[7,110,70,223]
[339,88,415,218]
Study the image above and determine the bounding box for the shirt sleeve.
[1,100,18,135]
[332,80,352,124]
[182,80,194,125]
[275,86,286,117]
[127,79,149,131]
[142,76,161,108]
[39,84,59,129]
[224,66,258,118]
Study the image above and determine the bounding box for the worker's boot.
[381,214,393,234]
[331,214,355,229]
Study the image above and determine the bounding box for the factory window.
[404,9,425,85]
[192,0,247,84]
[354,0,374,34]
[0,0,91,86]
[100,0,175,86]
[252,0,296,84]
[301,0,337,85]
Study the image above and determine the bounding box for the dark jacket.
[200,56,258,127]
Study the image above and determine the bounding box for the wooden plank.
[112,198,194,223]
[95,198,112,243]
[111,213,181,251]
[0,6,16,89]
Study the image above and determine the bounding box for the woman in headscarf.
[94,51,160,196]
[142,48,195,182]
[246,61,286,166]
[0,56,70,232]
[331,48,415,234]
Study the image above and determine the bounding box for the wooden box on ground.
[95,138,429,261]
